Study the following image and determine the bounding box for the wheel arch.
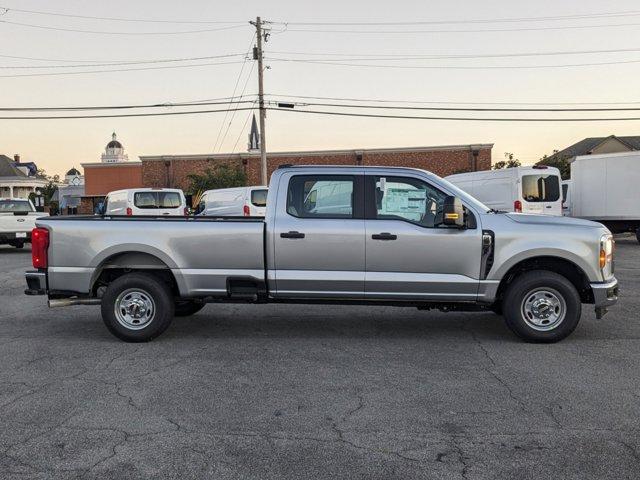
[495,256,594,305]
[89,248,187,297]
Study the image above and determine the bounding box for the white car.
[196,186,268,217]
[103,188,188,216]
[0,198,47,248]
[446,166,563,215]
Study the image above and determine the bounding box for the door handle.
[371,232,397,240]
[280,231,305,239]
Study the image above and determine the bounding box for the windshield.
[133,191,182,209]
[0,200,33,213]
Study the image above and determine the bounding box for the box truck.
[569,151,640,242]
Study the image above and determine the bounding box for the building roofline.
[81,161,142,168]
[139,143,494,161]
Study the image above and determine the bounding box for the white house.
[0,154,48,199]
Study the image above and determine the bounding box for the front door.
[272,173,365,298]
[364,174,482,300]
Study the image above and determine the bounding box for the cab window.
[373,176,449,228]
[287,175,354,218]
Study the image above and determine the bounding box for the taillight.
[243,204,250,216]
[32,228,49,269]
[514,200,522,213]
[126,207,133,216]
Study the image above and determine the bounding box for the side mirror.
[443,196,465,228]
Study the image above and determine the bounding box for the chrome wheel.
[521,288,566,332]
[114,289,156,330]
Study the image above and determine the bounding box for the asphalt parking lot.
[0,237,639,480]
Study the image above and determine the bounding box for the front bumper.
[24,270,46,295]
[591,277,618,318]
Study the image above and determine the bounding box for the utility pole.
[252,16,268,185]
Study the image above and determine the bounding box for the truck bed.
[37,215,266,297]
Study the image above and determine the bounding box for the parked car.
[196,186,268,217]
[25,166,617,343]
[0,198,47,248]
[102,188,188,216]
[567,151,640,243]
[446,166,562,216]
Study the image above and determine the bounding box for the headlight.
[599,234,614,279]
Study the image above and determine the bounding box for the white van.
[446,166,562,215]
[197,186,268,217]
[103,188,187,216]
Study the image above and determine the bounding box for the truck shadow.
[161,308,514,342]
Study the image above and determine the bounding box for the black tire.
[14,242,24,249]
[174,300,206,317]
[636,227,640,244]
[502,270,581,343]
[101,273,174,342]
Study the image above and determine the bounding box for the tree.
[186,164,247,194]
[537,150,571,180]
[492,152,522,170]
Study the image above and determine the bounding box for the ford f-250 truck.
[0,198,46,248]
[24,166,618,343]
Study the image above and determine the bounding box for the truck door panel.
[271,173,365,298]
[364,175,482,300]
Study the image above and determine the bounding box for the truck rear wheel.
[635,227,640,244]
[502,270,581,343]
[101,273,174,342]
[174,300,206,317]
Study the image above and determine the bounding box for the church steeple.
[248,114,260,152]
[101,131,128,163]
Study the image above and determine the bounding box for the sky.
[2,0,640,176]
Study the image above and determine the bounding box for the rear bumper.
[24,270,46,295]
[591,277,618,318]
[0,232,30,243]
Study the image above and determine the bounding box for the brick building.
[140,143,493,191]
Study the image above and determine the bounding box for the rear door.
[520,171,562,215]
[271,172,365,298]
[248,188,268,216]
[133,191,184,216]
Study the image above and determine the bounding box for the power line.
[0,60,248,78]
[0,5,245,24]
[272,10,640,25]
[268,100,640,112]
[267,57,640,70]
[265,93,640,106]
[216,62,257,152]
[231,109,255,153]
[270,107,640,122]
[0,53,246,69]
[213,34,256,152]
[280,22,640,34]
[0,99,256,112]
[0,18,247,35]
[0,107,256,120]
[5,105,640,121]
[267,46,640,60]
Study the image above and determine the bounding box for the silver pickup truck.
[25,166,618,343]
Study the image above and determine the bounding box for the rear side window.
[522,174,560,202]
[251,189,268,207]
[134,192,182,209]
[287,175,354,218]
[0,200,32,212]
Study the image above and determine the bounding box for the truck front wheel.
[502,270,581,343]
[101,273,175,342]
